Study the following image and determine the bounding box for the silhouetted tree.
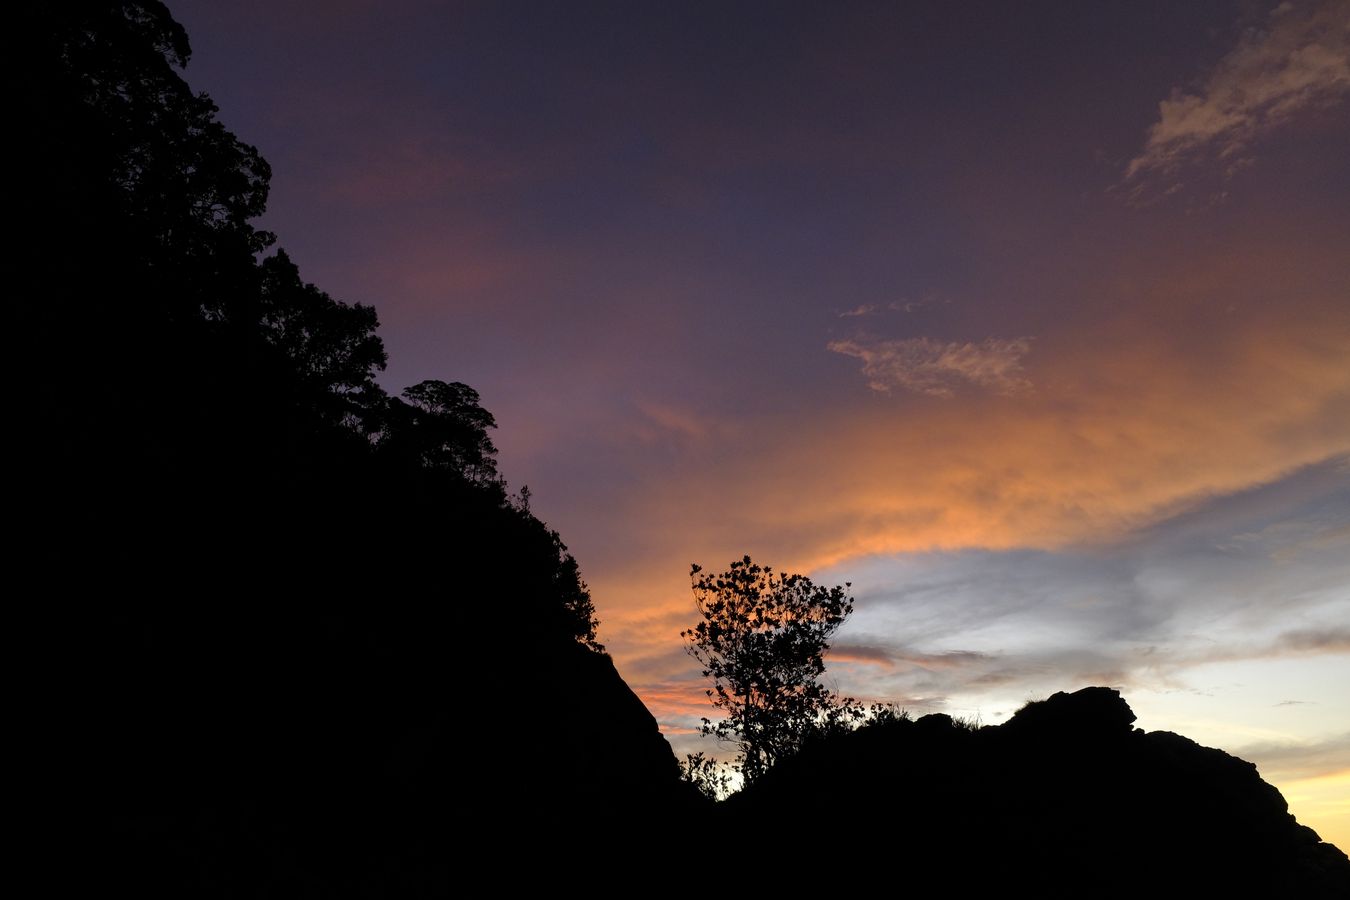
[21,7,646,891]
[679,751,734,801]
[545,534,604,651]
[682,556,858,785]
[385,380,500,483]
[23,1,389,537]
[257,250,388,431]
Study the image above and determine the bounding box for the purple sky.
[165,0,1349,844]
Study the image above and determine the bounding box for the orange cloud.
[634,681,719,725]
[827,336,1033,397]
[1126,0,1350,188]
[581,227,1350,728]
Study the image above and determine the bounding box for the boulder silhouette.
[726,687,1350,897]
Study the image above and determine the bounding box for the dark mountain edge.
[78,655,1350,894]
[17,6,693,890]
[21,6,1348,895]
[79,608,695,895]
[720,686,1350,896]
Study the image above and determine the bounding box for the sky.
[166,0,1349,845]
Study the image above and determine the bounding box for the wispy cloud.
[836,297,938,318]
[1166,628,1350,669]
[632,401,718,444]
[808,456,1350,723]
[1231,731,1350,781]
[829,643,992,670]
[827,336,1033,397]
[1126,0,1350,187]
[1278,627,1350,654]
[888,298,931,313]
[827,643,897,666]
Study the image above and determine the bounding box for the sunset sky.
[167,0,1349,844]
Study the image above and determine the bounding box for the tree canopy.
[20,1,603,650]
[385,380,500,483]
[14,5,694,892]
[682,556,859,786]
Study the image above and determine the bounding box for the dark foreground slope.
[82,601,693,896]
[22,7,1344,896]
[18,6,694,893]
[726,687,1349,897]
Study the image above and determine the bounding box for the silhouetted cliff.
[19,7,692,892]
[725,687,1349,896]
[82,604,690,895]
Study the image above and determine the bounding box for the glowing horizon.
[167,0,1349,849]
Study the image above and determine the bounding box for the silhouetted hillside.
[20,5,694,893]
[725,687,1350,896]
[23,7,1347,896]
[82,603,692,895]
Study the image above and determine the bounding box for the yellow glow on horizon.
[1279,770,1350,855]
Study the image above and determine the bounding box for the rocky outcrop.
[729,687,1350,897]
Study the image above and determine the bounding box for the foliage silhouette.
[679,751,735,801]
[257,250,388,430]
[382,379,501,484]
[682,555,861,786]
[21,1,605,652]
[20,6,653,893]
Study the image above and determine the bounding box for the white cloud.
[1126,0,1350,183]
[810,455,1350,719]
[828,336,1033,397]
[837,304,876,318]
[1230,731,1350,781]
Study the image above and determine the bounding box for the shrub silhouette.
[682,555,862,785]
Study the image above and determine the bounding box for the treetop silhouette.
[23,1,605,655]
[388,380,500,483]
[682,555,860,786]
